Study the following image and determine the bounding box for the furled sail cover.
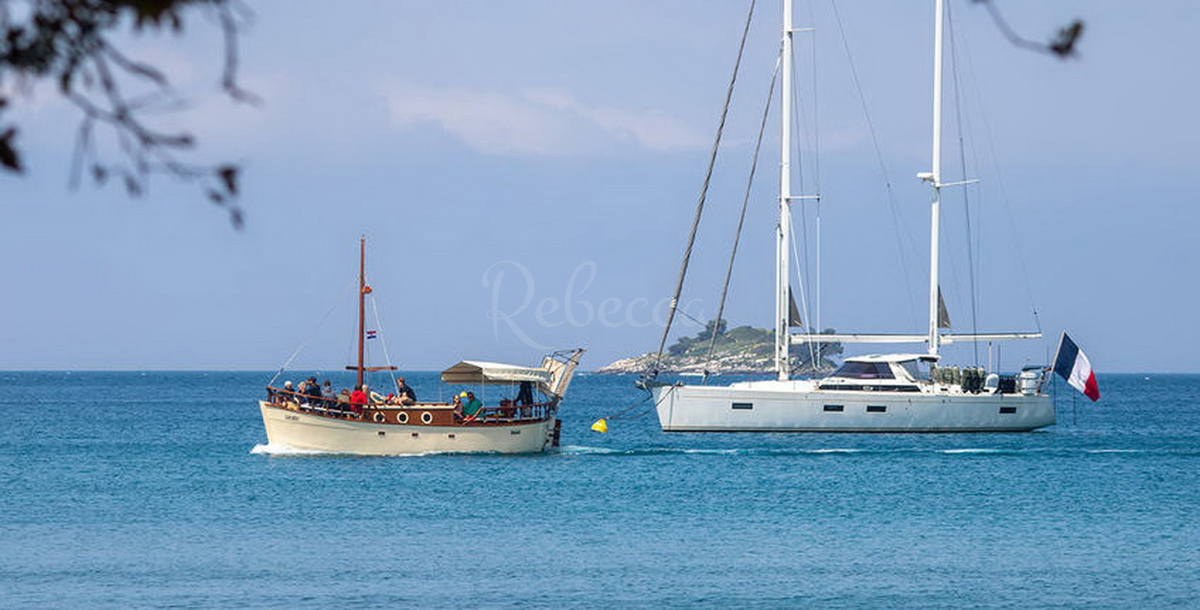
[440,361,553,385]
[788,289,804,328]
[937,287,952,329]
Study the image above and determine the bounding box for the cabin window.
[867,405,887,413]
[999,407,1017,414]
[732,402,754,410]
[899,360,928,380]
[831,361,895,380]
[823,404,845,412]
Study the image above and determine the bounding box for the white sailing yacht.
[649,0,1055,432]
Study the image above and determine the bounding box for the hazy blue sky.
[2,1,1196,373]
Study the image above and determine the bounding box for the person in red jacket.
[349,385,368,416]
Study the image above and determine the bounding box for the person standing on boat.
[394,377,417,405]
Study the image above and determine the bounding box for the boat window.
[898,360,927,380]
[831,361,895,380]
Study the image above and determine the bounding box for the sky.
[1,0,1197,373]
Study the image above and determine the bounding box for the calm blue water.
[1,371,1197,608]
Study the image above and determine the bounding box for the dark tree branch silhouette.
[0,0,255,228]
[972,0,1084,58]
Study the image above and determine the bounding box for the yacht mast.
[775,0,794,380]
[924,0,945,356]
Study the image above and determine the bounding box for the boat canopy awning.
[440,360,552,385]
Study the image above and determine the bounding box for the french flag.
[1053,332,1100,401]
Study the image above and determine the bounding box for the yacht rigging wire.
[701,52,781,381]
[829,0,922,329]
[947,1,981,366]
[368,295,400,389]
[649,0,758,378]
[948,6,1043,335]
[268,278,359,387]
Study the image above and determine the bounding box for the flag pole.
[1049,331,1067,376]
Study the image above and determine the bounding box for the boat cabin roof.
[844,353,940,364]
[440,360,552,385]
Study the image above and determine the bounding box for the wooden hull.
[259,402,558,454]
[652,381,1055,432]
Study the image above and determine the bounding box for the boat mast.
[924,0,945,356]
[357,236,367,388]
[775,0,794,381]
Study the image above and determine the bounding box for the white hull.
[259,402,557,454]
[652,380,1055,432]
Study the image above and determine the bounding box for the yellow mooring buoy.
[590,418,608,433]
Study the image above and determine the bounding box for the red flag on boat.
[1053,332,1100,401]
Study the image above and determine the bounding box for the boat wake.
[557,445,1177,458]
[250,443,509,457]
[559,445,892,457]
[250,443,335,456]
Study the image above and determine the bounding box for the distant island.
[596,319,843,375]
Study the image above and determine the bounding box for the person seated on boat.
[335,388,351,414]
[305,377,323,405]
[394,377,417,405]
[282,381,295,403]
[462,391,484,420]
[322,380,335,406]
[349,385,368,415]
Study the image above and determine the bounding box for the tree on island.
[660,318,842,374]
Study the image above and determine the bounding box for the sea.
[1,371,1197,609]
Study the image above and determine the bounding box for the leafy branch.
[0,0,256,228]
